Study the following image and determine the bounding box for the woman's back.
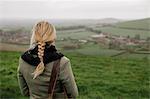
[18,56,78,99]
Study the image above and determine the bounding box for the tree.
[134,34,140,40]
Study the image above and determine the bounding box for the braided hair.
[31,21,56,79]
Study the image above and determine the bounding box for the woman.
[17,21,78,99]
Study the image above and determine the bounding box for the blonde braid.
[31,21,57,79]
[32,42,46,79]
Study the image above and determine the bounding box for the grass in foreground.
[0,51,149,99]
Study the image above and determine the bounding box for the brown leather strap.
[63,85,68,99]
[48,59,71,99]
[48,59,61,97]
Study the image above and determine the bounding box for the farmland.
[0,18,150,99]
[92,18,150,39]
[115,18,150,30]
[96,27,149,39]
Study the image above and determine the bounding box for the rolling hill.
[115,18,150,30]
[96,18,150,39]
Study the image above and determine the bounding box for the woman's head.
[31,21,56,79]
[30,21,56,47]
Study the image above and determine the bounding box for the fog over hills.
[0,18,123,29]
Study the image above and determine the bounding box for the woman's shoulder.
[60,56,70,65]
[19,56,26,64]
[19,56,34,67]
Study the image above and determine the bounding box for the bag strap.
[48,59,61,98]
[48,59,71,99]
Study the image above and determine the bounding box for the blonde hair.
[31,21,56,79]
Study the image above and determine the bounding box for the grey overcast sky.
[0,0,149,19]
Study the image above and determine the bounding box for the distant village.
[0,29,30,44]
[90,33,150,50]
[0,28,149,51]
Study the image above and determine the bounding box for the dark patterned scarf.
[21,43,64,66]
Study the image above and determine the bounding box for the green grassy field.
[0,51,149,99]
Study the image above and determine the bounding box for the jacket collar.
[21,44,64,66]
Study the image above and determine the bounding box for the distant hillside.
[115,18,150,30]
[97,18,150,39]
[0,18,122,30]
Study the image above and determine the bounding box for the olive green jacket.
[17,56,78,99]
